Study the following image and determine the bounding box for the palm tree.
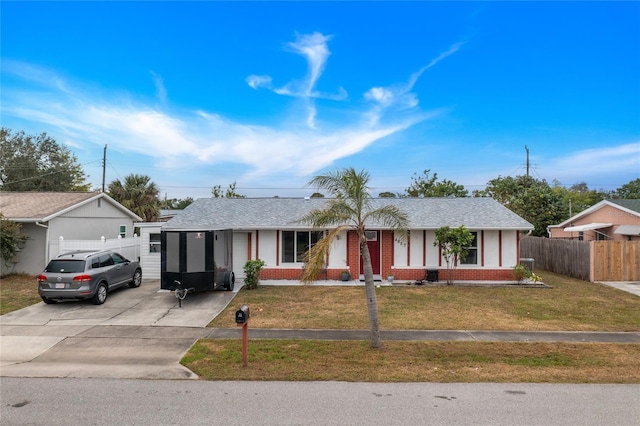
[108,174,160,222]
[298,168,408,348]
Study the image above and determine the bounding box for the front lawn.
[0,274,41,315]
[209,270,640,331]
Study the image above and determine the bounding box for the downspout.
[35,221,50,267]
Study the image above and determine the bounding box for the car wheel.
[41,296,56,304]
[129,269,142,288]
[92,283,108,305]
[224,271,235,291]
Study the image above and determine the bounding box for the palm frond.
[301,227,346,283]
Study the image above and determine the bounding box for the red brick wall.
[258,229,515,282]
[387,267,514,282]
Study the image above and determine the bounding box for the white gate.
[50,235,141,263]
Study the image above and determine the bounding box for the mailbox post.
[235,305,250,367]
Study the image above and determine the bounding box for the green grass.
[209,270,640,331]
[0,274,41,315]
[182,339,640,383]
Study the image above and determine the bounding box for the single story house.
[0,192,142,275]
[547,199,640,241]
[161,197,534,282]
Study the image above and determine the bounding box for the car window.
[91,257,100,268]
[45,260,86,273]
[99,254,114,267]
[111,253,126,264]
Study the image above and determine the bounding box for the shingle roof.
[0,192,142,221]
[609,199,640,214]
[163,197,534,231]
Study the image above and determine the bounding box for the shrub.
[512,264,530,284]
[243,259,266,290]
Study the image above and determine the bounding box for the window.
[282,231,323,263]
[460,232,478,265]
[149,233,161,253]
[119,225,127,238]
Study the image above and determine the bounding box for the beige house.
[548,199,640,241]
[0,192,142,275]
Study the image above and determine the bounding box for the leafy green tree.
[211,181,245,198]
[1,214,28,269]
[108,174,160,222]
[614,178,640,199]
[310,192,324,198]
[0,128,89,191]
[378,192,397,198]
[474,175,566,237]
[405,169,468,197]
[298,168,409,348]
[552,181,608,217]
[433,225,475,285]
[159,197,194,210]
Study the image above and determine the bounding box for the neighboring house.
[0,192,143,275]
[547,199,640,241]
[162,197,534,282]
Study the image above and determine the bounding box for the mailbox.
[235,305,250,324]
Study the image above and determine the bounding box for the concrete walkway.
[598,281,640,297]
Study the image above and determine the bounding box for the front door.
[360,230,381,276]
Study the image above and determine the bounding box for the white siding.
[394,235,408,267]
[483,230,500,267]
[502,230,519,267]
[408,230,424,267]
[327,230,347,268]
[424,230,439,267]
[233,232,249,278]
[139,225,162,279]
[257,230,277,267]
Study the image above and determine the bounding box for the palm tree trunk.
[360,240,381,348]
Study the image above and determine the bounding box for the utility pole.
[102,145,107,192]
[525,145,530,177]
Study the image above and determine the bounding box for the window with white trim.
[119,225,127,238]
[149,233,161,253]
[282,230,323,263]
[460,232,478,265]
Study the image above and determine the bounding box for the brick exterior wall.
[258,229,516,282]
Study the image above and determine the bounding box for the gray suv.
[38,250,142,305]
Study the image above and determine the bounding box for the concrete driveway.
[0,279,241,379]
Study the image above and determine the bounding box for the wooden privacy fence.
[521,237,640,282]
[592,240,639,282]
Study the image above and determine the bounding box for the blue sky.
[2,1,639,199]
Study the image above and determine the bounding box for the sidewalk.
[206,328,640,343]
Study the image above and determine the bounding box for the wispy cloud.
[150,71,167,105]
[1,34,448,189]
[545,143,640,181]
[365,42,464,111]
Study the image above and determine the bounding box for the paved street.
[2,378,639,425]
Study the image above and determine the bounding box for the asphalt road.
[2,378,639,425]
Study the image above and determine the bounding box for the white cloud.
[246,75,272,90]
[150,71,167,104]
[1,40,445,195]
[364,42,464,112]
[546,143,640,180]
